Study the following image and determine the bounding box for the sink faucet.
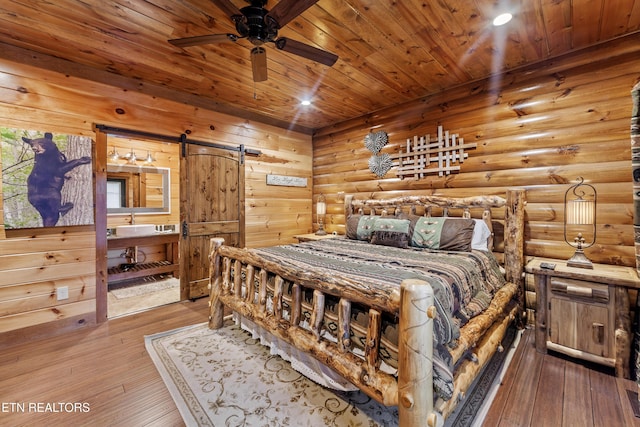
[130,211,135,225]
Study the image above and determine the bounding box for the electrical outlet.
[56,286,69,301]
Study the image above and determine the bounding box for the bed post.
[397,278,438,427]
[208,237,225,329]
[503,189,526,287]
[503,189,526,326]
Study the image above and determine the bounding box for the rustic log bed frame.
[207,189,526,426]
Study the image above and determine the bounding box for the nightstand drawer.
[549,277,609,303]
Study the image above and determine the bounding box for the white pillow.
[471,219,492,251]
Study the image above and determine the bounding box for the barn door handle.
[182,221,188,238]
[592,323,604,345]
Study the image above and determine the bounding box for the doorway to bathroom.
[94,125,254,321]
[101,131,181,318]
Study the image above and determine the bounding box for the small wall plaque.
[266,174,308,187]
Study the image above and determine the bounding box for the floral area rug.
[145,322,519,426]
[145,322,398,426]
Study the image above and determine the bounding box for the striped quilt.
[253,238,507,400]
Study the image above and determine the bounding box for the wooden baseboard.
[0,313,95,350]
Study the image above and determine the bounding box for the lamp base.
[315,224,327,236]
[567,249,593,269]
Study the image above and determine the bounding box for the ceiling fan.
[168,0,339,82]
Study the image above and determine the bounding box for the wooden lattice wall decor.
[393,125,476,179]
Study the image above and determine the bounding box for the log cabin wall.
[312,34,640,321]
[0,57,312,346]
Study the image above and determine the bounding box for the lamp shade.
[563,177,597,268]
[316,201,326,215]
[566,198,595,225]
[315,194,327,235]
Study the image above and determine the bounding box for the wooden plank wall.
[0,230,96,336]
[0,57,312,343]
[313,34,640,319]
[314,33,640,266]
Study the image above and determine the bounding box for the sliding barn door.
[180,143,244,299]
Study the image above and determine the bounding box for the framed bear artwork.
[1,128,94,229]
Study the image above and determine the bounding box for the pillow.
[346,214,380,241]
[370,217,411,248]
[410,217,475,251]
[471,219,492,251]
[345,214,362,240]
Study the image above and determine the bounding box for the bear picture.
[2,128,94,228]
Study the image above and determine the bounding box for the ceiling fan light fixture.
[493,12,513,26]
[301,100,311,106]
[251,47,268,82]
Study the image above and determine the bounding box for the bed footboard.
[208,237,440,427]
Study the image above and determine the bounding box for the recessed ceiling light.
[301,100,311,106]
[493,12,512,26]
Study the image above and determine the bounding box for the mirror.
[106,164,170,214]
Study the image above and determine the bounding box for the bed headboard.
[343,189,526,287]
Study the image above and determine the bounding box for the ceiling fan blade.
[267,0,318,28]
[275,38,338,67]
[168,33,235,47]
[251,47,268,82]
[210,0,242,18]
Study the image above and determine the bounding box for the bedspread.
[251,239,508,400]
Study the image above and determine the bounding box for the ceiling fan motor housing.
[234,3,279,46]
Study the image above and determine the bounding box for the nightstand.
[294,233,343,243]
[526,258,640,378]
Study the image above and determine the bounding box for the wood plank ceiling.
[0,0,639,133]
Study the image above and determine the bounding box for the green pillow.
[411,217,475,251]
[346,214,378,240]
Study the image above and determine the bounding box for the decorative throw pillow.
[345,214,362,240]
[471,219,492,251]
[410,217,475,251]
[370,217,411,248]
[346,214,380,241]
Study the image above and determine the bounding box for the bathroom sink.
[115,224,157,237]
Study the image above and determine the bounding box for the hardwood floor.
[0,298,209,427]
[1,300,639,426]
[485,328,640,427]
